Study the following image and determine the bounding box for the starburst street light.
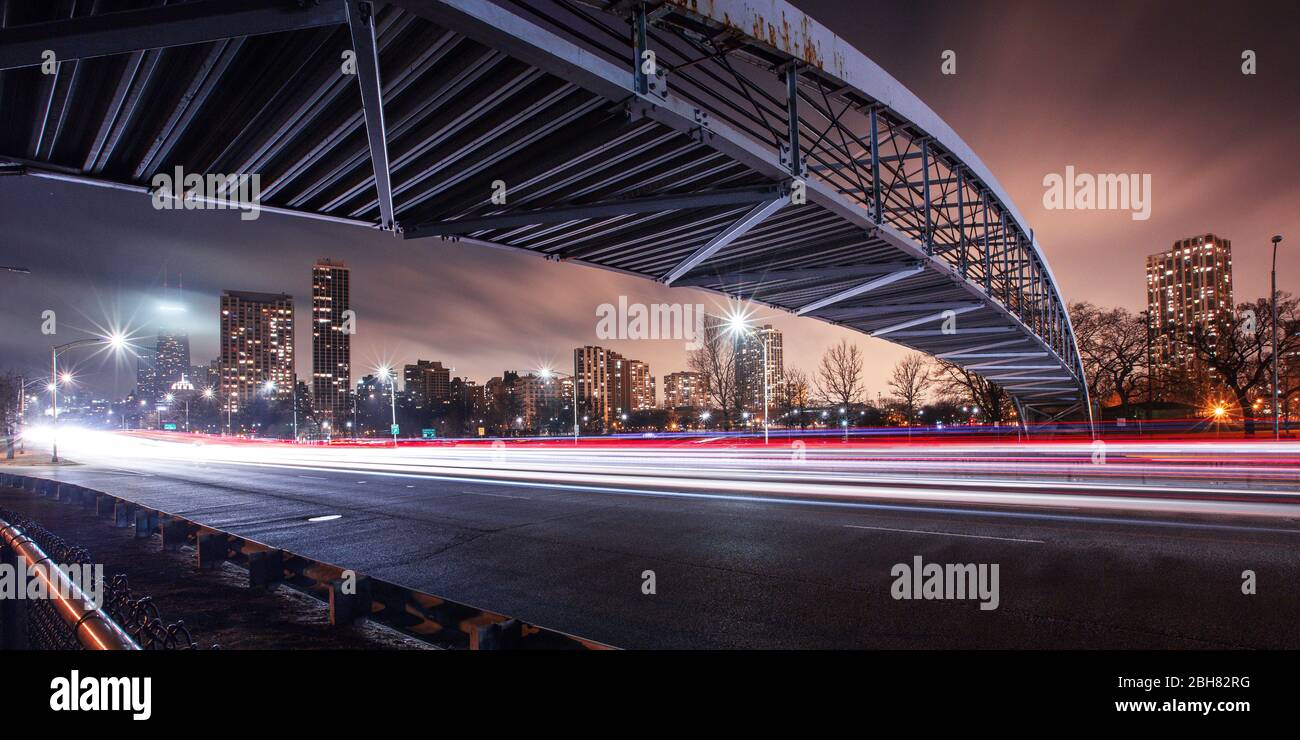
[537,366,580,443]
[49,331,132,463]
[376,365,398,448]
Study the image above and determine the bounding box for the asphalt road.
[7,441,1299,649]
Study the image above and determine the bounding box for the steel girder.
[0,0,1090,419]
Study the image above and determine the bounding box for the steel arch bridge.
[0,0,1090,423]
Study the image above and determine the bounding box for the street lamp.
[538,367,580,443]
[377,367,398,448]
[1269,235,1284,439]
[163,393,175,431]
[49,332,128,463]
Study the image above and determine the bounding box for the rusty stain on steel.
[666,0,831,71]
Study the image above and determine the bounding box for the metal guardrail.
[0,511,138,650]
[0,501,201,650]
[0,473,610,650]
[0,484,202,650]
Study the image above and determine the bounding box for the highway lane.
[7,435,1299,648]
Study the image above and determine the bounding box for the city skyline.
[2,1,1295,397]
[0,0,1297,671]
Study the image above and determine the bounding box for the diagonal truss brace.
[795,263,924,316]
[346,0,396,231]
[663,198,787,284]
[871,304,979,337]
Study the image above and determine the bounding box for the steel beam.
[935,339,1030,359]
[346,0,396,231]
[814,301,982,320]
[885,327,1013,337]
[795,264,924,316]
[948,352,1047,359]
[671,262,922,288]
[871,305,978,336]
[0,0,345,71]
[663,198,787,284]
[404,187,785,240]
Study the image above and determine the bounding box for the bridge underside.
[0,0,1089,421]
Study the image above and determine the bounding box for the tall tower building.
[573,346,610,424]
[735,324,783,415]
[135,344,158,402]
[311,259,351,426]
[627,359,655,410]
[154,330,191,389]
[220,290,295,412]
[1145,234,1234,377]
[606,350,629,418]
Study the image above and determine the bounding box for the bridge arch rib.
[0,0,1089,421]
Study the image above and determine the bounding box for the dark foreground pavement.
[0,487,429,650]
[7,457,1298,649]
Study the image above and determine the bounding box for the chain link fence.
[0,507,202,650]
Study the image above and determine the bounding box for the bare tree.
[1189,294,1300,436]
[1070,301,1111,407]
[1070,302,1148,415]
[888,353,931,424]
[814,339,866,407]
[775,367,811,429]
[688,319,741,430]
[930,360,1015,425]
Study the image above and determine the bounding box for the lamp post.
[50,333,127,463]
[200,387,214,434]
[538,368,579,443]
[226,391,236,436]
[378,368,398,448]
[264,379,298,441]
[1270,235,1284,439]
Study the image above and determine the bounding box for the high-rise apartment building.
[1145,234,1234,375]
[627,359,655,410]
[573,347,653,422]
[574,346,610,423]
[404,360,452,410]
[663,371,706,409]
[311,259,351,425]
[606,351,629,418]
[219,290,295,411]
[735,324,783,415]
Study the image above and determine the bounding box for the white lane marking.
[299,475,328,481]
[844,524,1044,544]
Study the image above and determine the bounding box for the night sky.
[1,0,1296,397]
